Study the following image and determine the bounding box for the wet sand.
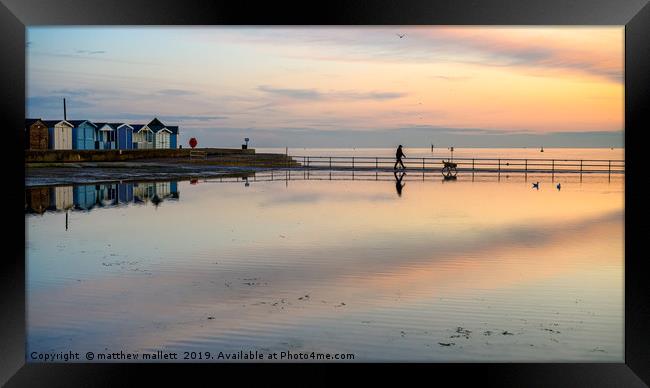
[25,162,256,187]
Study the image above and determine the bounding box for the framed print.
[1,0,649,386]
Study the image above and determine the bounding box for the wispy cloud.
[75,49,106,55]
[108,113,228,122]
[211,27,622,83]
[432,29,623,83]
[428,75,473,81]
[258,85,407,101]
[258,86,320,100]
[27,96,93,111]
[50,88,93,97]
[156,89,198,96]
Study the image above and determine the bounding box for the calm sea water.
[26,168,624,362]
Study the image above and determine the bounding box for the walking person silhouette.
[394,145,406,170]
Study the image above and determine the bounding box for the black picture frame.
[1,0,648,386]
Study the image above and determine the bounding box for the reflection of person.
[394,145,406,170]
[394,171,406,197]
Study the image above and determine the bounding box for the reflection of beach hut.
[115,124,134,150]
[94,123,117,150]
[73,185,97,210]
[43,120,73,150]
[96,184,118,206]
[155,181,171,198]
[133,182,152,202]
[68,120,98,150]
[118,183,134,203]
[25,118,49,150]
[26,187,50,214]
[132,125,154,149]
[50,186,74,211]
[169,181,179,199]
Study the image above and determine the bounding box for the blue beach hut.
[115,124,134,150]
[167,126,179,149]
[68,120,97,150]
[94,123,116,149]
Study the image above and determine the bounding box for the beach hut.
[154,127,172,149]
[25,119,49,150]
[43,120,73,150]
[94,123,116,149]
[115,124,134,150]
[68,120,98,150]
[145,118,172,149]
[132,125,154,149]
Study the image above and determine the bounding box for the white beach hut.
[43,120,73,150]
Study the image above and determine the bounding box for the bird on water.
[396,33,406,39]
[532,182,540,190]
[557,183,561,191]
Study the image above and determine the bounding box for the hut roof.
[42,120,73,128]
[25,118,43,127]
[94,123,117,130]
[67,120,98,128]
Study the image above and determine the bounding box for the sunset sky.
[26,27,624,147]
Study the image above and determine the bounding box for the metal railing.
[290,156,625,175]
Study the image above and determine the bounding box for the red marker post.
[189,138,198,149]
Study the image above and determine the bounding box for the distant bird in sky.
[557,183,561,191]
[532,182,539,190]
[396,33,406,39]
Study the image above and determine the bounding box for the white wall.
[53,123,72,150]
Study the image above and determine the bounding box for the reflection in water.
[25,181,180,215]
[394,171,405,197]
[26,173,623,362]
[25,186,74,214]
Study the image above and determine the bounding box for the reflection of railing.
[189,150,207,160]
[290,156,625,176]
[200,169,623,185]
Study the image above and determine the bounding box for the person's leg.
[394,160,398,169]
[399,159,405,169]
